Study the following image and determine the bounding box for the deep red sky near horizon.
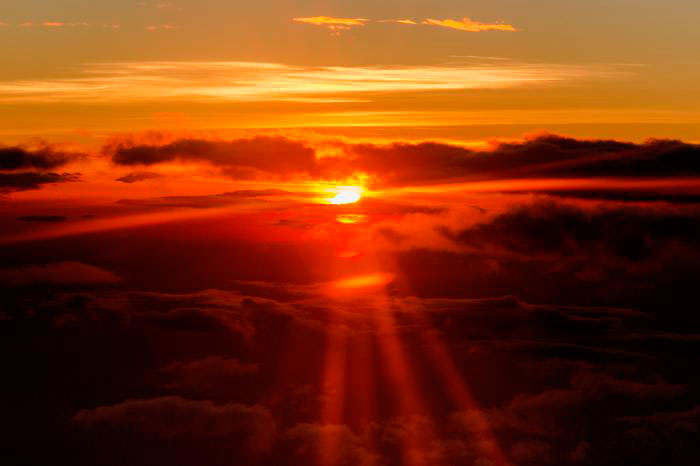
[3,2,700,466]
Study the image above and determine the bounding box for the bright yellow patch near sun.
[326,186,363,205]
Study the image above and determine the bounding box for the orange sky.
[1,0,700,144]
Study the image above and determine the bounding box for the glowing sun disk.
[326,186,363,205]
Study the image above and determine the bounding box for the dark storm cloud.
[0,145,74,171]
[0,172,80,192]
[115,171,163,183]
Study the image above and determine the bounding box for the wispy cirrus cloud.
[424,17,518,32]
[10,21,111,29]
[293,16,368,34]
[294,16,517,33]
[146,24,178,31]
[0,60,613,104]
[378,19,417,25]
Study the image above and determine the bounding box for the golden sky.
[0,0,699,143]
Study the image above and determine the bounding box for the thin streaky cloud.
[293,16,368,34]
[11,21,90,28]
[378,19,417,25]
[293,16,368,26]
[146,24,178,31]
[0,61,615,104]
[424,17,518,32]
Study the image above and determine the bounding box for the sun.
[326,186,363,205]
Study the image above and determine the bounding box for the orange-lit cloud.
[0,60,608,104]
[378,19,417,25]
[146,24,178,31]
[424,17,518,32]
[293,16,368,34]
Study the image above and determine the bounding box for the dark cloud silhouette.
[0,172,80,192]
[340,134,700,185]
[537,189,700,203]
[0,145,74,171]
[442,200,700,261]
[106,134,700,190]
[110,136,316,179]
[115,171,164,183]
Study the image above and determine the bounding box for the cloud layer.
[3,132,700,466]
[106,134,700,195]
[0,61,608,104]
